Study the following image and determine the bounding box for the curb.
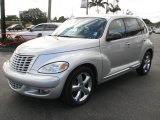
[0,47,15,52]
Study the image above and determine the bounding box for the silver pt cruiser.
[3,15,153,106]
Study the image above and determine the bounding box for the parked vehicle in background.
[26,25,35,30]
[14,23,61,40]
[152,27,156,33]
[7,24,24,31]
[154,28,160,34]
[3,15,153,106]
[148,27,153,35]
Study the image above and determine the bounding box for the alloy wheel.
[143,54,151,73]
[71,72,92,102]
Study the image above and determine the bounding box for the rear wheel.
[62,66,95,106]
[136,52,152,75]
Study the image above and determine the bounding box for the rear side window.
[107,19,126,39]
[124,18,141,37]
[137,18,148,34]
[32,24,44,31]
[16,25,22,27]
[45,24,58,31]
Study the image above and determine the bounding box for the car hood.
[15,36,99,54]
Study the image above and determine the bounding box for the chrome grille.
[9,80,22,89]
[10,54,34,73]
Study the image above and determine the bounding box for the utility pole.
[86,0,88,15]
[1,0,6,39]
[19,11,22,25]
[48,0,52,23]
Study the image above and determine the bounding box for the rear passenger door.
[123,18,145,64]
[30,24,45,38]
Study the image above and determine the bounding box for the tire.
[15,36,22,39]
[136,52,152,75]
[62,66,96,106]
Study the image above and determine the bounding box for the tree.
[57,16,68,22]
[52,16,68,22]
[143,19,152,25]
[6,15,19,21]
[20,8,47,25]
[126,9,133,15]
[1,0,6,39]
[88,0,107,14]
[109,0,121,14]
[109,4,121,14]
[105,0,110,13]
[52,17,58,22]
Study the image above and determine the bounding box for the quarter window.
[124,18,141,37]
[137,18,148,34]
[45,24,58,31]
[32,25,44,31]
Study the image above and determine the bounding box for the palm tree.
[106,0,110,13]
[126,9,133,15]
[88,0,107,14]
[109,0,121,14]
[109,4,121,14]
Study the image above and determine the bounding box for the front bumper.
[3,61,64,99]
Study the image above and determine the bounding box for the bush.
[0,38,24,47]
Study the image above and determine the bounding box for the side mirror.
[107,32,122,41]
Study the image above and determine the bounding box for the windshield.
[52,17,107,39]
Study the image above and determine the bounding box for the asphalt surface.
[0,34,160,120]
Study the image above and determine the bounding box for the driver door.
[100,18,131,78]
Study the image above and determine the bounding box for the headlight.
[38,62,69,74]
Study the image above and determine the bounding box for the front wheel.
[136,52,152,75]
[62,66,95,106]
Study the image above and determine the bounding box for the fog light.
[38,89,50,95]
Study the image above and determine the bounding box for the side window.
[107,19,126,40]
[124,18,141,37]
[137,18,148,34]
[45,24,58,31]
[32,24,44,31]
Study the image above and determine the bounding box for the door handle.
[125,42,130,45]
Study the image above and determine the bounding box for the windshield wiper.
[57,35,77,38]
[58,35,70,37]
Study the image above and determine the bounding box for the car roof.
[73,14,141,21]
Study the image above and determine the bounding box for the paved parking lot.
[0,34,160,120]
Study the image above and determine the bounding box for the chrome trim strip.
[104,68,130,79]
[131,63,140,68]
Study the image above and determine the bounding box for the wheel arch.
[60,63,98,98]
[146,48,153,59]
[68,63,98,85]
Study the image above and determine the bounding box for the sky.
[4,0,160,23]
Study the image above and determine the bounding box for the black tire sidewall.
[137,52,152,75]
[63,66,95,106]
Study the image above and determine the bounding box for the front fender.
[30,47,103,83]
